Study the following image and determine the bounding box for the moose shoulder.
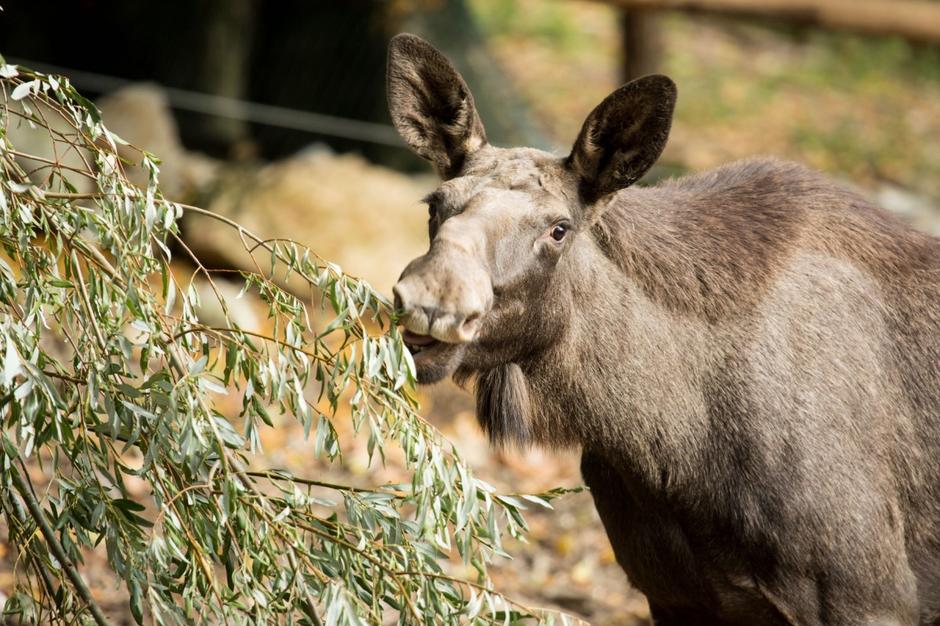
[387,33,940,625]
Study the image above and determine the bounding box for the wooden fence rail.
[598,0,940,43]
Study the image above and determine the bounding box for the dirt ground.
[0,380,650,626]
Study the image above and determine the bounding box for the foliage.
[0,60,577,625]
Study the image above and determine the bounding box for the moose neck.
[517,204,726,488]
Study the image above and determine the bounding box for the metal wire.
[7,57,404,147]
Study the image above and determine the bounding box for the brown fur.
[387,34,940,625]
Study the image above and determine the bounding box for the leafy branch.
[0,59,583,625]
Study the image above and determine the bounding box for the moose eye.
[550,224,569,242]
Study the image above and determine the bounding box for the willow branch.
[9,465,114,626]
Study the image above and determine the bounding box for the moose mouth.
[401,329,468,383]
[402,328,467,385]
[402,330,442,355]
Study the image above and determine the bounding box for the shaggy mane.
[456,364,531,447]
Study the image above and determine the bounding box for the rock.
[183,149,434,297]
[5,83,219,201]
[5,99,95,194]
[192,275,262,332]
[96,83,220,199]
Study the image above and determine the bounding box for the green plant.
[0,60,578,625]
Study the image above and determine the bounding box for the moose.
[386,34,940,625]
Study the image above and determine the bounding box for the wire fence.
[7,57,404,148]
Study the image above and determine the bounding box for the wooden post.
[620,8,661,81]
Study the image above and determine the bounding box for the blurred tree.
[195,0,256,150]
[0,0,257,154]
[0,0,547,167]
[399,0,550,150]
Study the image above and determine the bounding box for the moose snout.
[393,257,492,344]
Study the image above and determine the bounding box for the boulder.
[96,83,219,199]
[6,99,95,194]
[183,147,434,297]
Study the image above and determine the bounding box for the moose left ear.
[387,33,487,179]
[567,75,676,207]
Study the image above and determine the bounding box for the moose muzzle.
[393,242,493,345]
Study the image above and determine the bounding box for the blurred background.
[2,1,939,623]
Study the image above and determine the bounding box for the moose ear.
[387,33,487,179]
[568,75,676,206]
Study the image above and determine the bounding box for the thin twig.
[243,469,407,498]
[9,464,114,626]
[1,492,66,619]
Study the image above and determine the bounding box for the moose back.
[386,33,940,625]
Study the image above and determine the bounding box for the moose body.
[386,34,940,624]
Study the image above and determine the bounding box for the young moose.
[387,34,940,625]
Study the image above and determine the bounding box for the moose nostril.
[460,311,483,336]
[392,285,404,312]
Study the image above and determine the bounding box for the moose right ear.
[387,33,487,179]
[568,75,676,208]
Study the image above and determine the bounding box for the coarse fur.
[387,33,940,625]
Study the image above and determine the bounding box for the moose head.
[388,33,676,386]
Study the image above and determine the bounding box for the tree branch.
[9,465,114,626]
